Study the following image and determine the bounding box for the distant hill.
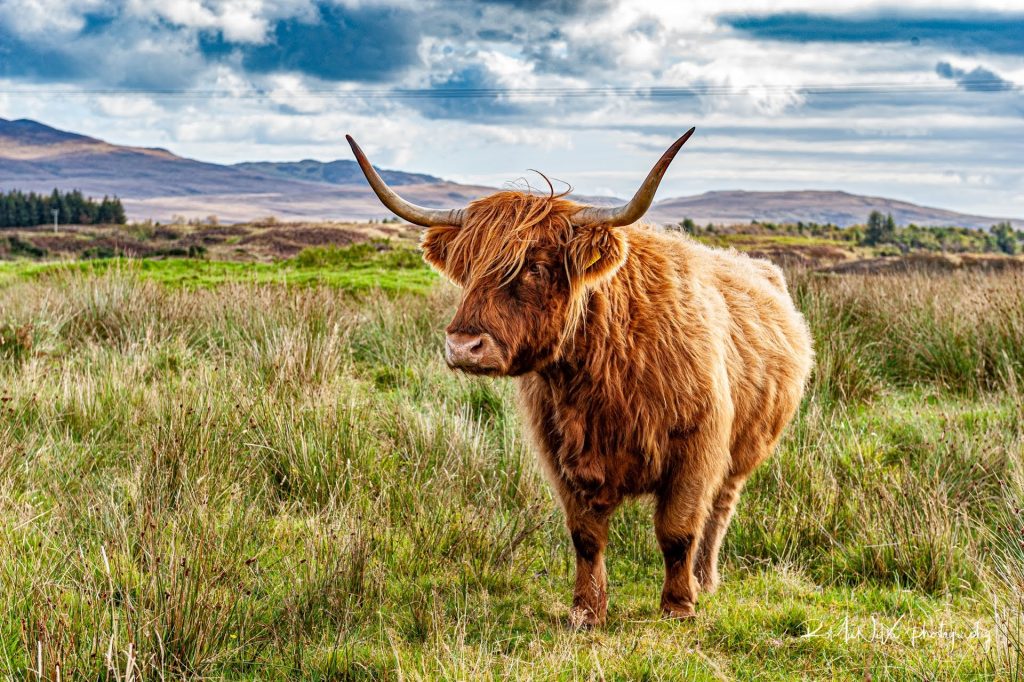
[646,190,1018,230]
[0,117,492,222]
[0,117,301,197]
[0,117,1020,228]
[0,117,98,152]
[233,159,441,187]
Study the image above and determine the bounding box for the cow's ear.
[567,224,628,287]
[421,225,467,286]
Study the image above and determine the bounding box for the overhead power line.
[0,80,1016,100]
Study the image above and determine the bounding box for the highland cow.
[348,129,814,626]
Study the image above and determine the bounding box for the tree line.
[676,212,1024,255]
[861,210,1022,255]
[0,189,126,228]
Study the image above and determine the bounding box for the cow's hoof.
[568,606,605,629]
[661,602,697,620]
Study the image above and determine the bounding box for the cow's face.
[344,130,693,375]
[421,192,628,376]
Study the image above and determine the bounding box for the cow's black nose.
[445,332,498,370]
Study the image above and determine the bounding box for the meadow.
[1,244,1023,680]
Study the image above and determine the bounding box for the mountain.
[233,159,441,187]
[0,117,1020,228]
[646,190,1019,230]
[0,117,495,222]
[0,117,98,153]
[0,117,303,197]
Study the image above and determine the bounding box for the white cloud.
[0,0,1021,216]
[92,95,164,118]
[0,0,106,34]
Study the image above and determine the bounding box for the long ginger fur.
[422,190,814,625]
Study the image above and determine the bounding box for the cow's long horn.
[346,135,465,227]
[572,127,695,227]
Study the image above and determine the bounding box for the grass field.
[1,248,1023,679]
[0,243,438,294]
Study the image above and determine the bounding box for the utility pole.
[52,208,59,234]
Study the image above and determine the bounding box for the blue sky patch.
[201,3,421,82]
[721,12,1024,55]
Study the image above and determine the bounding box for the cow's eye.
[527,263,545,277]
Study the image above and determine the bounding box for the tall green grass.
[795,269,1024,401]
[0,268,1021,679]
[0,242,438,293]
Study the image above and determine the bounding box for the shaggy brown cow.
[348,129,813,626]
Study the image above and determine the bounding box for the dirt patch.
[820,252,1024,275]
[24,234,92,253]
[748,244,852,268]
[237,226,364,258]
[152,227,184,240]
[82,236,161,258]
[0,221,384,262]
[177,225,251,246]
[275,226,363,246]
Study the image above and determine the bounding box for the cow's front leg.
[655,433,729,619]
[564,500,613,628]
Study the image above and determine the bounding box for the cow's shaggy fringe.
[427,191,573,285]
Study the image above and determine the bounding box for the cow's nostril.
[445,332,496,369]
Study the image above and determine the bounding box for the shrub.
[1,235,47,258]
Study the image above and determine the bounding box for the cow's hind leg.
[654,440,728,618]
[695,428,785,593]
[693,473,747,593]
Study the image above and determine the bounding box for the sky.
[0,0,1022,217]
